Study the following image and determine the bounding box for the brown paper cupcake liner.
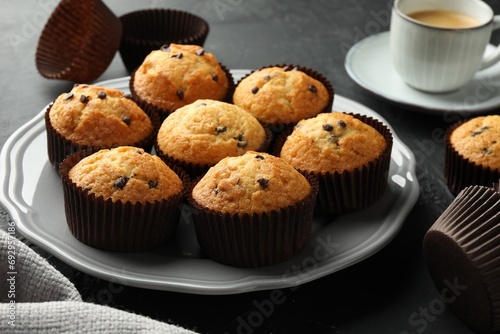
[235,64,335,146]
[187,174,319,267]
[274,113,393,216]
[130,63,235,122]
[36,0,122,83]
[445,121,500,196]
[119,9,210,73]
[45,103,160,172]
[155,126,273,179]
[423,184,500,333]
[60,149,190,252]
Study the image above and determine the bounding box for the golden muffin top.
[68,146,183,204]
[233,66,330,125]
[132,44,229,111]
[280,112,387,173]
[49,84,152,147]
[191,151,311,214]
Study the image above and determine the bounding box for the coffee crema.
[407,10,480,28]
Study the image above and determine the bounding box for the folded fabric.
[0,229,81,303]
[0,301,197,333]
[0,229,197,333]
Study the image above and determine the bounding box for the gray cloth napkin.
[0,229,197,333]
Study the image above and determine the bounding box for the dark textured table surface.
[1,0,498,333]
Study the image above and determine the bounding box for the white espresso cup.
[390,0,500,93]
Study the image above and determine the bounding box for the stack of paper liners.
[423,183,500,333]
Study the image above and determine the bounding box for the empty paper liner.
[36,0,122,82]
[119,9,209,73]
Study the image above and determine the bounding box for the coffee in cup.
[390,0,500,93]
[407,10,479,29]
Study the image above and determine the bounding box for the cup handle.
[480,15,500,69]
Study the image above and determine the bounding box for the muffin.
[445,115,500,195]
[130,44,233,120]
[155,99,270,177]
[279,112,392,215]
[232,65,333,133]
[45,84,156,170]
[36,0,122,82]
[60,146,188,252]
[423,182,500,333]
[189,151,319,267]
[118,9,209,73]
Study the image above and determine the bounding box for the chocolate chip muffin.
[60,146,188,252]
[445,115,500,195]
[189,151,318,267]
[232,65,333,126]
[130,43,233,120]
[46,83,156,171]
[69,146,183,203]
[155,99,269,177]
[279,112,392,215]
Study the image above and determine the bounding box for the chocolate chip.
[482,148,493,155]
[235,134,248,147]
[177,90,184,100]
[196,49,205,56]
[323,124,333,132]
[337,120,347,128]
[308,85,317,93]
[135,150,143,154]
[257,178,269,189]
[64,92,74,101]
[237,140,248,148]
[148,180,159,189]
[252,87,259,94]
[171,53,183,59]
[114,176,129,189]
[80,95,89,103]
[212,74,218,82]
[283,65,294,71]
[160,45,171,52]
[216,125,227,134]
[263,75,271,80]
[472,126,490,137]
[329,135,340,145]
[255,155,265,160]
[198,103,207,107]
[98,91,106,99]
[122,116,131,125]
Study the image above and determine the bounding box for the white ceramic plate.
[345,31,500,114]
[0,71,419,295]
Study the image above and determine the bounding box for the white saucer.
[345,31,500,114]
